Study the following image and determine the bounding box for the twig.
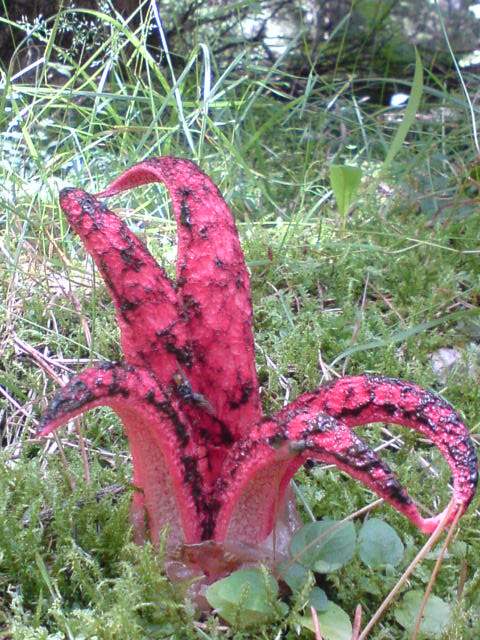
[193,620,229,633]
[368,281,406,325]
[75,419,91,485]
[352,604,362,640]
[411,506,462,640]
[255,341,292,405]
[13,333,91,486]
[358,499,457,639]
[311,606,323,640]
[12,334,62,383]
[317,348,336,381]
[0,383,36,423]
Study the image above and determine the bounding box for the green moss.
[1,5,479,638]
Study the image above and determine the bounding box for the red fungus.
[41,157,478,578]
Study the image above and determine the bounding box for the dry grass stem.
[411,505,462,640]
[310,605,322,640]
[352,604,362,640]
[358,499,457,639]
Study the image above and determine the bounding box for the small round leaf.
[205,568,286,626]
[290,519,356,573]
[301,601,352,640]
[394,590,451,636]
[358,518,404,568]
[280,561,310,594]
[307,586,328,612]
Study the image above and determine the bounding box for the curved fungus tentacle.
[40,157,478,580]
[214,375,478,543]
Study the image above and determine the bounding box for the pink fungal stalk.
[41,157,478,578]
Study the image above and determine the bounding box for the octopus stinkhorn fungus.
[40,157,478,581]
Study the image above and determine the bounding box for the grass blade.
[379,47,423,177]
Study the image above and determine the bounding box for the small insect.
[288,440,309,454]
[173,370,215,416]
[266,435,308,456]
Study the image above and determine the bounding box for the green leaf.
[394,590,451,637]
[290,519,356,573]
[280,562,328,611]
[205,568,287,627]
[328,164,362,217]
[379,47,423,176]
[300,601,352,640]
[358,519,404,568]
[280,561,311,593]
[307,587,328,612]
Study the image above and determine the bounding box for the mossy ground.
[1,5,479,638]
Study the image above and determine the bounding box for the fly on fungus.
[41,157,478,584]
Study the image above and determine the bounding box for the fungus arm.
[96,158,262,439]
[214,375,478,543]
[40,364,206,545]
[58,189,183,383]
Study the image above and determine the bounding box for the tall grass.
[0,3,479,638]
